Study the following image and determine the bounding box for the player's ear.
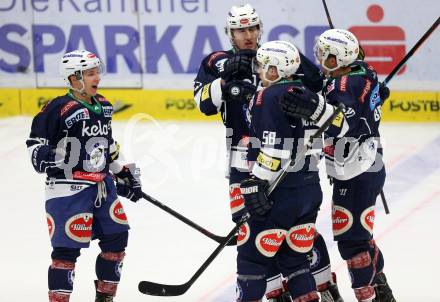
[327,55,337,68]
[268,66,278,78]
[68,75,75,86]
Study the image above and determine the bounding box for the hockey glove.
[240,178,273,219]
[220,49,256,81]
[222,79,257,103]
[379,82,390,104]
[30,144,65,174]
[114,163,142,202]
[279,86,326,122]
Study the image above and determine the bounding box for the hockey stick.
[377,16,438,214]
[138,104,345,297]
[138,213,246,296]
[383,16,439,86]
[321,0,334,28]
[321,0,366,59]
[142,192,237,246]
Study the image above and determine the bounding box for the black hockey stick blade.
[138,215,245,296]
[138,104,346,296]
[142,192,237,246]
[138,280,188,296]
[383,16,439,86]
[380,190,390,214]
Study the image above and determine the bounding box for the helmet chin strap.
[321,59,340,72]
[70,79,89,97]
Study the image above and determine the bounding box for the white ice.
[0,116,439,302]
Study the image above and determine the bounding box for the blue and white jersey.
[247,79,321,189]
[321,61,384,180]
[26,92,118,181]
[193,49,323,180]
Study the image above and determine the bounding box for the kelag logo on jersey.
[81,120,111,137]
[65,108,90,128]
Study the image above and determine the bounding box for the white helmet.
[59,50,104,88]
[314,29,359,71]
[256,40,301,83]
[225,4,262,45]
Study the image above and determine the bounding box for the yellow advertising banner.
[381,91,440,122]
[0,89,20,118]
[18,89,219,122]
[2,89,439,122]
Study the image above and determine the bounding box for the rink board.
[0,88,438,122]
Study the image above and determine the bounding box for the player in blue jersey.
[236,40,325,302]
[26,50,143,302]
[280,29,396,302]
[193,4,342,302]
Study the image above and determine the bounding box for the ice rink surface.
[0,116,439,302]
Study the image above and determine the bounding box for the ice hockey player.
[237,39,325,302]
[26,50,143,302]
[279,29,396,302]
[193,4,342,302]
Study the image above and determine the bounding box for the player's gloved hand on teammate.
[220,49,256,81]
[222,79,256,103]
[379,82,390,104]
[240,177,273,219]
[30,144,66,174]
[114,163,142,202]
[279,85,326,122]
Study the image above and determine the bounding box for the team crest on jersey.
[237,222,250,246]
[65,108,90,128]
[46,213,55,239]
[255,229,286,257]
[65,213,93,243]
[360,206,375,234]
[86,143,107,171]
[102,106,113,117]
[110,199,129,225]
[332,205,353,236]
[286,223,315,253]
